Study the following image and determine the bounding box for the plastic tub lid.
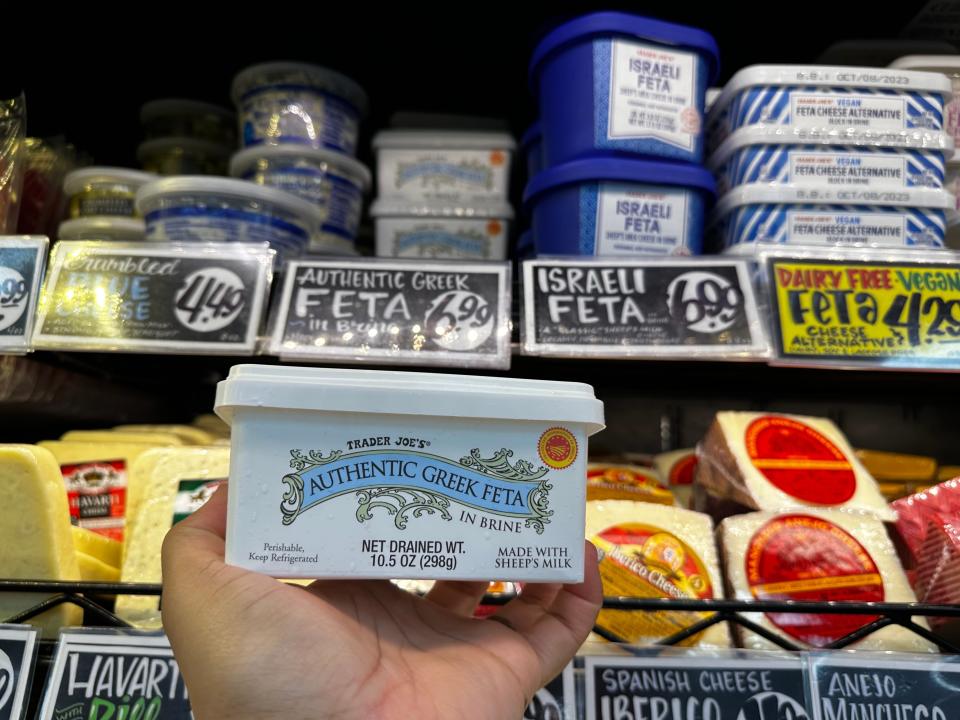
[529,12,720,89]
[705,88,722,110]
[214,364,605,435]
[713,184,957,219]
[137,137,233,161]
[709,126,955,170]
[523,157,716,207]
[370,198,514,220]
[231,61,368,117]
[63,167,158,196]
[709,65,954,126]
[57,217,147,240]
[136,176,325,227]
[140,99,235,124]
[372,129,516,151]
[229,144,372,191]
[890,55,960,74]
[521,122,542,151]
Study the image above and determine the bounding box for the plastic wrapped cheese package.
[720,508,935,652]
[586,499,730,648]
[696,411,894,520]
[587,464,674,505]
[653,449,698,509]
[891,478,960,566]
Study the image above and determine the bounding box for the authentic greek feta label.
[378,149,509,203]
[790,153,909,188]
[379,218,505,259]
[226,418,586,582]
[791,95,908,131]
[787,212,906,246]
[595,184,689,256]
[607,40,699,151]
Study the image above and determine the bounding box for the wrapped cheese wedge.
[653,449,697,509]
[587,464,674,505]
[77,552,120,583]
[855,449,937,484]
[61,430,185,446]
[585,500,729,649]
[193,413,231,438]
[0,445,82,636]
[114,424,217,445]
[698,412,894,521]
[71,525,121,569]
[720,509,935,652]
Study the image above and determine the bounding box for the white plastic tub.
[232,62,368,154]
[373,130,515,204]
[215,364,604,581]
[890,56,960,146]
[230,144,370,251]
[140,98,236,146]
[57,217,146,242]
[137,176,324,260]
[137,137,231,176]
[707,65,953,152]
[63,168,157,218]
[710,126,953,194]
[371,199,513,259]
[711,185,954,250]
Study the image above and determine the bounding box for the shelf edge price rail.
[521,257,769,358]
[32,241,274,355]
[269,258,512,369]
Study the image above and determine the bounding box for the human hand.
[161,485,602,720]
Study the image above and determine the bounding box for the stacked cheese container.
[57,168,155,242]
[138,99,236,176]
[370,127,516,260]
[523,12,719,257]
[705,65,956,252]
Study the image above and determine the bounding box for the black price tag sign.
[0,236,47,353]
[584,654,809,720]
[39,630,191,720]
[525,663,575,720]
[522,259,767,357]
[270,259,511,368]
[807,654,960,720]
[0,625,38,720]
[33,242,273,354]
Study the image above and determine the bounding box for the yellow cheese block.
[71,526,121,568]
[855,449,937,483]
[193,413,230,438]
[0,445,82,636]
[938,466,960,483]
[61,430,184,446]
[117,447,230,627]
[114,424,216,445]
[77,552,120,582]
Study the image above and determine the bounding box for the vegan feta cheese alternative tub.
[529,12,720,165]
[63,168,157,218]
[524,156,716,256]
[232,62,368,154]
[889,56,960,145]
[136,176,325,260]
[215,365,605,582]
[230,144,371,251]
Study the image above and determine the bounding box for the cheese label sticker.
[745,416,857,505]
[60,461,127,542]
[668,454,698,486]
[746,514,884,647]
[587,466,674,505]
[593,523,713,644]
[767,256,960,367]
[791,95,908,131]
[171,479,223,525]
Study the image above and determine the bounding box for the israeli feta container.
[707,65,953,153]
[373,129,514,205]
[710,126,954,194]
[529,12,719,165]
[232,62,368,154]
[521,122,544,180]
[137,176,325,261]
[524,157,716,256]
[230,144,370,252]
[215,364,605,582]
[140,98,237,146]
[890,56,960,146]
[371,198,513,260]
[712,185,954,250]
[57,217,147,243]
[63,168,157,218]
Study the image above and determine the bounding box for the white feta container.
[230,144,371,252]
[373,130,515,204]
[712,185,954,250]
[707,65,953,153]
[216,365,605,582]
[890,56,960,146]
[710,127,953,194]
[371,198,513,260]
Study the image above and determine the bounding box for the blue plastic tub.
[524,157,716,256]
[529,12,720,166]
[521,122,544,180]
